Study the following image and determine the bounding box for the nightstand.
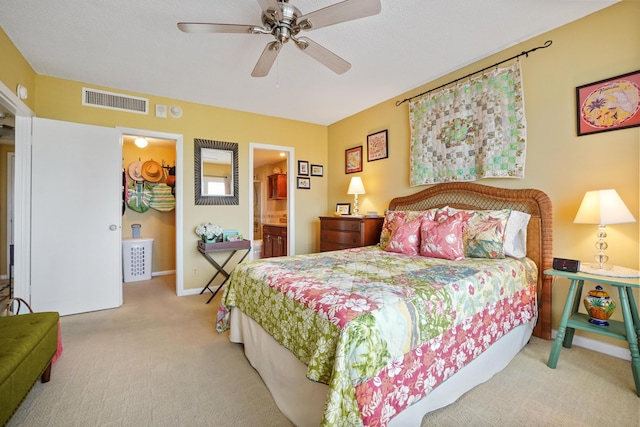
[319,216,384,252]
[198,240,251,304]
[544,268,640,396]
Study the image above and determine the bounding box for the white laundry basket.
[122,238,154,282]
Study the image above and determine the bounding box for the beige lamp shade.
[347,176,365,195]
[574,189,636,225]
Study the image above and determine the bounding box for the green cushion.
[0,312,59,426]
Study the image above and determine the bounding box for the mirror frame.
[194,138,239,205]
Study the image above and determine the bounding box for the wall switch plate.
[552,257,580,273]
[155,104,167,118]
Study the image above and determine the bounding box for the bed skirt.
[229,307,535,427]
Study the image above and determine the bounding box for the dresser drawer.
[320,218,362,232]
[318,216,384,253]
[320,230,361,247]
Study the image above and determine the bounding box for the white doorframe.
[249,143,295,256]
[0,80,34,302]
[118,127,185,296]
[5,152,14,280]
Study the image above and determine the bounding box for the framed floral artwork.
[576,69,640,136]
[298,160,309,176]
[310,164,323,177]
[345,146,363,174]
[367,129,388,161]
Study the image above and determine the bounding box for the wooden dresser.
[319,216,384,252]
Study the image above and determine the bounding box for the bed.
[217,182,553,427]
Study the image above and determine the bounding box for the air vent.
[82,88,148,114]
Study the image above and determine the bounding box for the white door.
[31,118,122,315]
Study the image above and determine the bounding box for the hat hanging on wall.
[128,161,144,182]
[142,160,163,182]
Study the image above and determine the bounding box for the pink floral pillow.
[379,209,437,250]
[384,216,421,255]
[419,214,465,260]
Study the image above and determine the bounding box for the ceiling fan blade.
[252,41,282,77]
[295,37,351,75]
[297,0,381,31]
[256,0,282,22]
[177,22,255,34]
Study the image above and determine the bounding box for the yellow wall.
[0,27,36,112]
[1,27,328,291]
[30,76,329,290]
[1,3,639,348]
[328,2,639,346]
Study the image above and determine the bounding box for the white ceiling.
[0,0,618,126]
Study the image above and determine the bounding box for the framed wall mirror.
[194,138,239,205]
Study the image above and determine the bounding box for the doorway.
[249,143,295,259]
[118,127,184,296]
[1,108,15,301]
[0,81,33,302]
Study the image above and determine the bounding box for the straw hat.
[128,161,144,182]
[142,160,163,182]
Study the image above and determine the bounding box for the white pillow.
[504,210,531,258]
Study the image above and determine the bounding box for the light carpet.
[8,276,639,426]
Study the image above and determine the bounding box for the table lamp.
[573,189,636,269]
[347,176,365,216]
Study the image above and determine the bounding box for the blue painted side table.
[545,268,640,396]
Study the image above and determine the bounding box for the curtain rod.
[395,40,553,106]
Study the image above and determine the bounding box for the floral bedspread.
[217,246,538,426]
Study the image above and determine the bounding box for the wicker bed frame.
[388,182,553,339]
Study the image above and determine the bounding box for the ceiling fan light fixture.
[179,0,381,77]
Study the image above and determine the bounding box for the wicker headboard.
[388,182,553,340]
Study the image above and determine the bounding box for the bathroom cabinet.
[268,174,287,200]
[263,224,287,258]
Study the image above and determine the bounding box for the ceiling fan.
[177,0,381,77]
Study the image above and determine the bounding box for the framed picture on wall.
[367,130,388,161]
[310,164,323,177]
[345,146,363,174]
[298,160,309,176]
[297,177,310,189]
[576,69,640,136]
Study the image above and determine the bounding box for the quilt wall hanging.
[409,61,527,185]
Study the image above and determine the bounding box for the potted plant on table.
[195,222,223,243]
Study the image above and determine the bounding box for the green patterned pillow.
[437,208,511,258]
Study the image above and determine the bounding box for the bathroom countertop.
[262,222,287,227]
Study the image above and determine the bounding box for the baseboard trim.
[181,288,204,296]
[151,270,176,277]
[551,329,631,361]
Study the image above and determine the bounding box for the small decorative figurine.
[583,285,616,326]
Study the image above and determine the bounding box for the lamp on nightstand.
[574,189,636,269]
[347,177,365,216]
